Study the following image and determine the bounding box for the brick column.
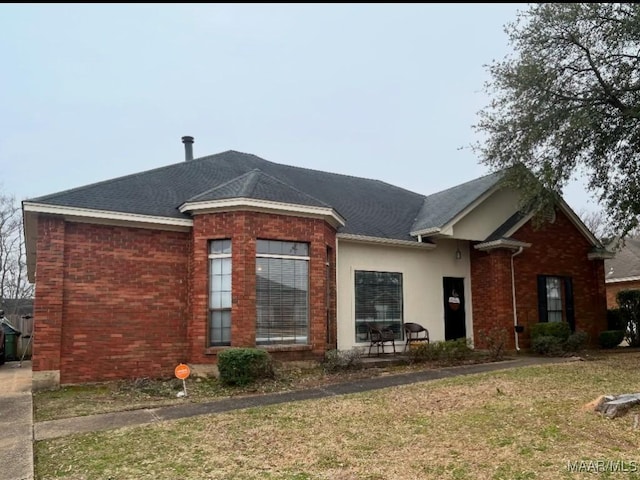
[32,215,65,388]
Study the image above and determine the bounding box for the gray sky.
[0,3,599,214]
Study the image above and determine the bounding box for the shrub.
[564,331,589,354]
[616,290,640,347]
[530,322,571,342]
[217,348,274,386]
[408,338,473,364]
[323,348,363,373]
[531,335,565,356]
[606,308,624,331]
[481,326,508,361]
[599,330,625,349]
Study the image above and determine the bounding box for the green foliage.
[217,348,274,386]
[564,331,588,354]
[474,3,640,236]
[323,349,363,373]
[530,322,571,342]
[480,326,508,361]
[616,290,640,347]
[409,338,473,364]
[606,308,624,331]
[599,330,625,349]
[531,336,565,356]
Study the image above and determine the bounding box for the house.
[23,137,611,388]
[605,237,640,309]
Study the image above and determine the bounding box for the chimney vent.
[181,136,194,161]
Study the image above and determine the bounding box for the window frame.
[255,239,310,346]
[354,270,404,343]
[537,274,575,331]
[208,239,232,347]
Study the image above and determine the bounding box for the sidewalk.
[34,355,574,442]
[0,361,33,480]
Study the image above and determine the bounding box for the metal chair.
[403,322,430,352]
[366,323,396,356]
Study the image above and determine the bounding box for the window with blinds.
[354,271,403,342]
[209,239,232,346]
[256,240,309,345]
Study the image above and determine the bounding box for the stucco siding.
[336,239,473,351]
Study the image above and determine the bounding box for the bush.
[530,322,571,342]
[323,349,363,373]
[616,290,640,347]
[606,308,624,331]
[564,331,589,354]
[531,335,565,356]
[481,326,508,361]
[217,348,274,386]
[599,330,625,349]
[408,338,473,364]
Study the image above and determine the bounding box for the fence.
[4,314,34,360]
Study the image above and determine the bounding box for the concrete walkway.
[34,355,574,442]
[0,360,33,480]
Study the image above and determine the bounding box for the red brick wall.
[33,210,337,384]
[61,223,190,383]
[189,211,337,364]
[606,280,640,309]
[33,216,65,373]
[34,218,190,384]
[471,209,607,350]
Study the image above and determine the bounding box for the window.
[537,275,575,331]
[209,239,232,346]
[256,240,309,345]
[355,271,403,342]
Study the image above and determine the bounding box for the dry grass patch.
[35,352,640,480]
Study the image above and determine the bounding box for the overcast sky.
[0,3,599,214]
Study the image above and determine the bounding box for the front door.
[443,277,466,340]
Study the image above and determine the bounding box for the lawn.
[35,351,640,480]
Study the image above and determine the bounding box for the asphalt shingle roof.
[410,171,504,234]
[605,237,640,281]
[30,150,504,241]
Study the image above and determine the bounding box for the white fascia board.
[588,250,615,261]
[337,233,437,249]
[606,275,640,284]
[474,239,532,251]
[437,184,503,236]
[23,202,193,230]
[180,197,346,227]
[409,227,441,237]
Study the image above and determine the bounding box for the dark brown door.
[443,277,466,340]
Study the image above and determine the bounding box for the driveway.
[0,361,33,480]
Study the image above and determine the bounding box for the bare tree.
[578,208,610,241]
[0,192,33,316]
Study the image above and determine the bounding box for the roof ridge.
[424,169,505,199]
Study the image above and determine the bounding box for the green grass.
[34,351,640,479]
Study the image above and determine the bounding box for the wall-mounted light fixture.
[455,241,462,260]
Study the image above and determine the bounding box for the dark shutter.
[564,277,575,332]
[537,275,548,322]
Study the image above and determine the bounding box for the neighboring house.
[23,137,612,388]
[605,237,640,309]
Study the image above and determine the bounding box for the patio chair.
[366,323,396,356]
[403,322,430,352]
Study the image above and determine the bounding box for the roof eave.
[474,238,532,251]
[180,198,346,228]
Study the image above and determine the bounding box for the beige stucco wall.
[336,238,473,351]
[451,188,521,241]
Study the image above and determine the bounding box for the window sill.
[204,344,313,355]
[259,344,313,353]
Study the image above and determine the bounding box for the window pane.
[209,239,232,347]
[354,271,403,341]
[256,256,309,345]
[545,276,563,323]
[210,239,232,254]
[257,239,309,257]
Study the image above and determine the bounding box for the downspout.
[511,246,524,352]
